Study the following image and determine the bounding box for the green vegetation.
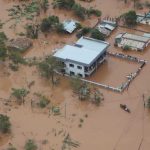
[40,15,60,33]
[72,3,86,19]
[76,27,92,38]
[70,78,103,105]
[123,45,130,51]
[123,10,137,26]
[147,97,150,109]
[0,114,11,134]
[0,32,8,61]
[9,51,26,65]
[24,139,37,150]
[90,29,105,41]
[34,93,50,108]
[25,24,39,39]
[11,88,29,105]
[8,0,49,24]
[7,144,17,150]
[38,56,63,85]
[52,0,101,20]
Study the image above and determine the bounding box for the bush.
[0,114,11,133]
[9,63,19,71]
[147,97,150,109]
[87,7,101,17]
[56,23,65,33]
[123,45,130,51]
[9,51,26,64]
[76,27,91,38]
[39,96,50,108]
[123,10,137,26]
[7,144,17,150]
[24,139,37,150]
[90,29,105,41]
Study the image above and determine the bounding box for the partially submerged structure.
[137,12,150,25]
[7,38,32,52]
[115,33,150,51]
[97,20,117,37]
[53,37,110,78]
[63,20,78,34]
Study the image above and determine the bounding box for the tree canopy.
[0,114,11,133]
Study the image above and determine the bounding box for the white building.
[115,33,150,51]
[137,12,150,25]
[63,20,78,33]
[53,37,110,78]
[97,20,117,37]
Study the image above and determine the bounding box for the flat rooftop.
[116,33,150,50]
[122,33,149,43]
[53,37,109,66]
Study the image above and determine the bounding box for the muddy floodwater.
[0,0,150,150]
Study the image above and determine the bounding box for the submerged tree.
[0,32,8,61]
[147,97,150,109]
[24,139,37,150]
[123,10,137,26]
[25,24,39,39]
[90,29,105,41]
[11,88,29,105]
[40,15,59,33]
[38,56,63,85]
[39,0,49,13]
[0,114,11,134]
[7,144,17,150]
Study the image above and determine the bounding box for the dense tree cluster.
[52,0,101,19]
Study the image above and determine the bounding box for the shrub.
[90,29,105,41]
[123,45,130,51]
[123,10,137,26]
[0,114,11,133]
[76,27,91,38]
[147,97,150,109]
[24,139,37,150]
[39,96,50,108]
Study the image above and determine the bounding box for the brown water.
[0,0,150,150]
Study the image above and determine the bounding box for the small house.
[97,20,117,37]
[115,33,150,51]
[137,12,150,25]
[63,20,78,34]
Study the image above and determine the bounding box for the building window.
[70,71,75,76]
[77,66,82,69]
[69,64,74,67]
[78,73,83,78]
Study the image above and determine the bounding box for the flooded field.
[0,0,150,150]
[88,56,140,87]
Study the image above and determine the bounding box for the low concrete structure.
[97,20,117,37]
[115,33,150,51]
[137,12,150,25]
[53,37,110,78]
[63,20,78,33]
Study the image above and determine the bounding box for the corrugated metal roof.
[143,33,150,38]
[53,37,109,66]
[63,20,77,33]
[123,33,149,43]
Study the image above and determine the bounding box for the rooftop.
[117,33,150,43]
[53,37,109,66]
[63,20,78,33]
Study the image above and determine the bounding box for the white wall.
[65,61,85,77]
